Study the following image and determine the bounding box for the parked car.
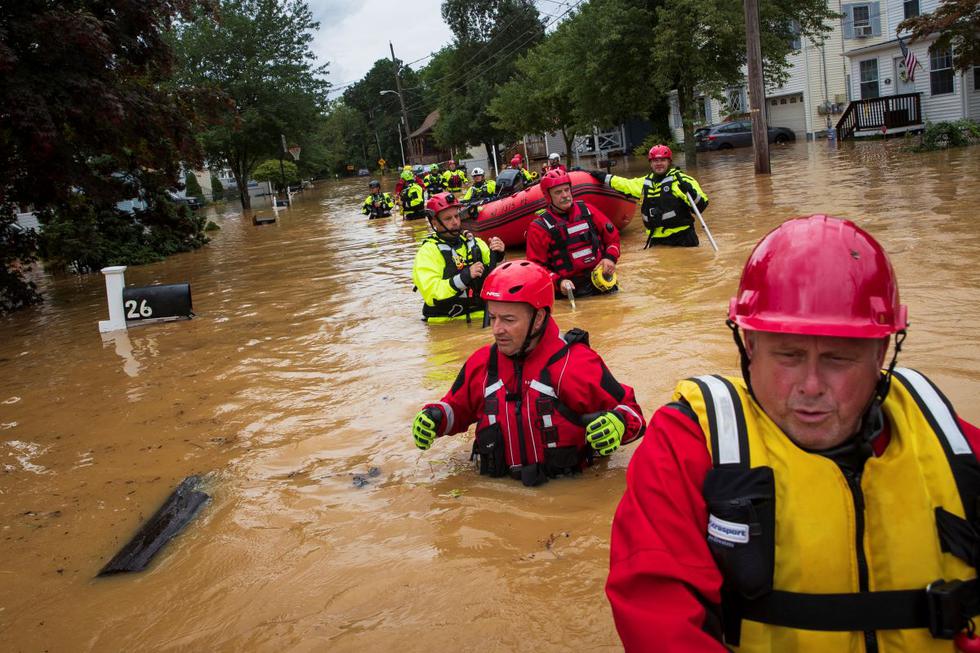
[695,120,796,151]
[168,191,203,210]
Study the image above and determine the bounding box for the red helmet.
[540,169,571,195]
[425,192,460,216]
[648,144,673,160]
[481,260,554,310]
[510,154,523,167]
[729,215,908,339]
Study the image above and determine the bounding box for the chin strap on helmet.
[727,319,757,401]
[514,309,551,359]
[874,329,907,404]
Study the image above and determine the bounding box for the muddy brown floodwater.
[1,141,979,651]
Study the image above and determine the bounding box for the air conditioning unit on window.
[855,24,872,37]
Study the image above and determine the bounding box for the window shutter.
[843,5,855,39]
[871,2,882,36]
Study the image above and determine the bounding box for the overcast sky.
[310,0,574,98]
[310,0,454,99]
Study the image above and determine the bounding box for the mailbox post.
[98,266,128,333]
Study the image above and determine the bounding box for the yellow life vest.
[674,368,980,653]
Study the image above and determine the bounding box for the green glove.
[413,407,440,450]
[585,411,625,456]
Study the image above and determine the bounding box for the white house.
[841,0,980,137]
[664,0,977,142]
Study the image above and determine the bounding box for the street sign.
[378,158,386,169]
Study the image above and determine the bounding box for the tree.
[185,171,205,200]
[431,0,545,161]
[172,0,329,209]
[342,58,432,169]
[211,174,224,197]
[489,35,581,155]
[900,0,980,72]
[251,159,299,188]
[0,0,213,312]
[317,101,372,174]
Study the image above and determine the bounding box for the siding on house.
[968,67,980,120]
[885,0,939,37]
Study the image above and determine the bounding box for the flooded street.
[2,140,979,651]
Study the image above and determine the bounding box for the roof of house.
[409,110,439,138]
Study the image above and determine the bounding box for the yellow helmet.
[591,266,618,292]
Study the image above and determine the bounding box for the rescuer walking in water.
[412,259,645,486]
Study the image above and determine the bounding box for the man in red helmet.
[606,215,980,652]
[527,169,622,299]
[510,153,536,184]
[412,192,504,324]
[411,259,645,486]
[441,159,469,194]
[590,144,707,247]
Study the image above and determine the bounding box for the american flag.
[898,35,920,82]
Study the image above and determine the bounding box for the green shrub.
[913,119,980,151]
[38,192,208,274]
[210,174,224,196]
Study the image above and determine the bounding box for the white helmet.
[472,167,485,176]
[548,152,560,161]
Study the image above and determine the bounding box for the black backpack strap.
[687,375,750,470]
[739,580,980,637]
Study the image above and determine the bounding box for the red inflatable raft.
[462,170,637,247]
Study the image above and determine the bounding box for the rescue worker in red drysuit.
[547,152,566,173]
[606,215,980,653]
[526,169,622,299]
[412,260,645,487]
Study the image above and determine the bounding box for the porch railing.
[836,93,922,140]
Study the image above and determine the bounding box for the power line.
[401,0,584,116]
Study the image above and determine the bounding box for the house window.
[860,59,879,99]
[726,88,744,114]
[903,0,919,19]
[930,46,954,95]
[853,5,871,36]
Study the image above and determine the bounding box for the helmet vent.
[508,285,525,295]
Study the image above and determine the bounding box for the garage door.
[767,93,806,138]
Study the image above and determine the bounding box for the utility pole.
[744,0,771,174]
[390,42,415,163]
